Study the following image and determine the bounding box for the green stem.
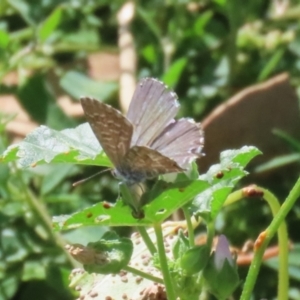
[206,222,215,251]
[226,0,239,85]
[262,189,289,300]
[14,167,75,266]
[182,206,195,247]
[154,223,176,300]
[119,182,142,217]
[124,265,164,284]
[240,178,300,300]
[137,226,157,255]
[224,189,244,206]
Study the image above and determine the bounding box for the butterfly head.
[111,167,147,185]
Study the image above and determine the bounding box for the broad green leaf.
[0,275,19,300]
[52,180,210,230]
[39,6,63,42]
[68,227,163,299]
[141,44,157,64]
[53,147,260,229]
[57,28,100,48]
[17,74,51,124]
[191,146,261,221]
[219,146,261,167]
[70,231,133,274]
[40,164,79,195]
[60,71,118,100]
[0,123,111,168]
[0,30,9,48]
[162,57,187,87]
[7,0,35,25]
[264,244,300,281]
[22,260,46,281]
[193,11,213,36]
[172,230,190,260]
[180,245,210,275]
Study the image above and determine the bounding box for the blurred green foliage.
[1,0,300,299]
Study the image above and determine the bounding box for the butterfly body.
[81,78,204,184]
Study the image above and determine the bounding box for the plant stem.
[206,221,215,250]
[224,189,244,206]
[182,206,195,247]
[119,183,157,255]
[226,0,239,85]
[262,188,289,299]
[240,178,300,300]
[154,223,176,300]
[137,226,157,255]
[14,166,76,266]
[119,182,138,211]
[124,265,164,284]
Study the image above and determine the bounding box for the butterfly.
[80,78,204,185]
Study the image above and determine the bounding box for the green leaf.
[60,71,118,101]
[7,0,36,25]
[264,244,300,281]
[0,274,19,300]
[193,11,213,36]
[53,180,210,230]
[0,123,111,168]
[255,153,300,173]
[162,57,187,87]
[137,7,161,40]
[68,227,162,299]
[180,245,210,275]
[0,30,9,48]
[191,146,261,221]
[273,129,300,152]
[17,74,51,124]
[40,164,79,195]
[22,260,46,281]
[71,231,133,274]
[172,230,190,260]
[219,146,261,167]
[258,49,285,81]
[38,6,63,42]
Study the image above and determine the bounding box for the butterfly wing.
[126,78,180,147]
[121,146,184,181]
[150,118,204,168]
[80,97,133,167]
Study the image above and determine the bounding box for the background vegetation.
[1,0,300,299]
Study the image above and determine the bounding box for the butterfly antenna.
[72,168,110,187]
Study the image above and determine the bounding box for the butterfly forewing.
[80,97,133,167]
[127,78,180,147]
[121,146,184,180]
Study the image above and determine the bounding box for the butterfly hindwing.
[121,146,184,180]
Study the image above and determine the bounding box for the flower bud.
[203,235,239,299]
